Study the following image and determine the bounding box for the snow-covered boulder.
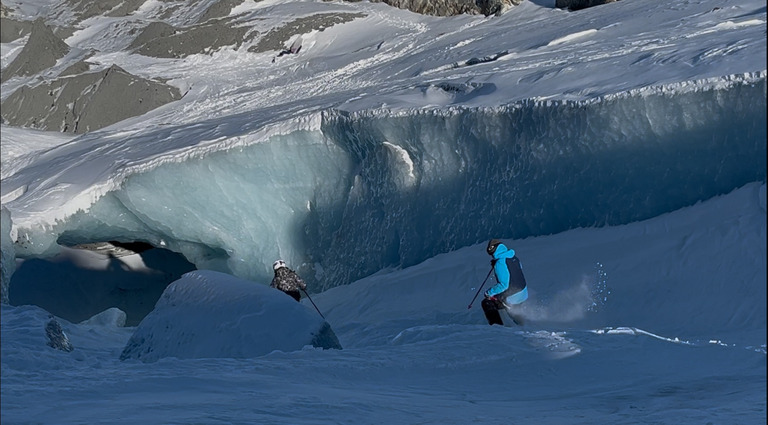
[79,307,127,327]
[1,64,181,133]
[120,270,341,362]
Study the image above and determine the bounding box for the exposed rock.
[51,25,77,40]
[0,17,33,42]
[59,58,93,77]
[197,0,246,23]
[463,50,510,66]
[310,322,341,350]
[128,21,177,50]
[57,50,96,77]
[421,81,497,103]
[350,0,523,17]
[129,18,252,58]
[475,0,519,16]
[1,1,12,17]
[106,0,147,18]
[157,2,184,20]
[45,317,74,352]
[62,0,145,22]
[555,0,619,11]
[120,270,342,362]
[1,64,182,133]
[1,18,69,83]
[249,13,364,54]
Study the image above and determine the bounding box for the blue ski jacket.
[485,243,528,301]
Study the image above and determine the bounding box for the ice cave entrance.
[9,240,196,326]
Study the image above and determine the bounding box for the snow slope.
[1,181,765,424]
[0,1,766,423]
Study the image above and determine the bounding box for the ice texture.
[42,75,766,290]
[1,207,15,303]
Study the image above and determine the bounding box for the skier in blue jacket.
[481,239,528,326]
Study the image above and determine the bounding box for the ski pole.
[467,268,494,309]
[301,288,326,320]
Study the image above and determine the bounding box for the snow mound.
[120,270,341,362]
[79,307,127,327]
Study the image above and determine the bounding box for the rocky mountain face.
[355,0,524,17]
[0,0,533,135]
[1,18,69,83]
[1,64,182,133]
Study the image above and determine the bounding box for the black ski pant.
[482,297,525,326]
[482,297,505,326]
[283,290,301,302]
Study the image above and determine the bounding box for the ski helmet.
[273,260,287,271]
[486,239,502,255]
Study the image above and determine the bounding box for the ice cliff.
[1,0,766,302]
[9,74,764,293]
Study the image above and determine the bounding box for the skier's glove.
[490,259,497,267]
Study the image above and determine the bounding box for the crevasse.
[11,74,768,292]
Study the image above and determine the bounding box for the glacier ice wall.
[47,75,767,291]
[1,207,15,303]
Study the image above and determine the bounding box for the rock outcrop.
[198,0,246,23]
[352,0,523,17]
[129,18,252,59]
[45,317,74,352]
[0,17,33,42]
[63,0,145,21]
[1,18,69,83]
[1,64,182,133]
[555,0,619,11]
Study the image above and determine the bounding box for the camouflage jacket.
[270,267,307,293]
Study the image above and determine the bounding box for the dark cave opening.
[9,240,197,326]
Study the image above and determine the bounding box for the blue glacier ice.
[1,207,15,304]
[41,75,768,291]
